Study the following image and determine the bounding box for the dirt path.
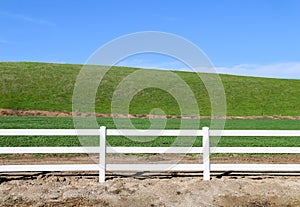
[0,154,300,165]
[2,108,300,119]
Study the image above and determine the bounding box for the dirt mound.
[1,108,300,119]
[0,172,299,206]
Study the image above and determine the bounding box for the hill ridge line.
[1,108,300,120]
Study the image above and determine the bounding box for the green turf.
[1,62,300,116]
[0,116,300,148]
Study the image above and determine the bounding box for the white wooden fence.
[0,126,300,182]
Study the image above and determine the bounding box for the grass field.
[1,116,300,148]
[1,62,300,150]
[1,62,300,116]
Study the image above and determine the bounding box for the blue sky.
[1,0,300,79]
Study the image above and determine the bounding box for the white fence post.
[99,126,107,183]
[202,127,210,180]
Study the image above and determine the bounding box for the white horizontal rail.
[0,129,203,136]
[0,147,202,154]
[0,164,100,172]
[1,164,300,172]
[1,129,300,137]
[210,130,300,137]
[107,147,202,154]
[107,164,204,171]
[0,147,100,154]
[1,147,299,154]
[210,164,300,171]
[109,164,300,172]
[0,129,100,136]
[211,147,300,153]
[107,129,203,136]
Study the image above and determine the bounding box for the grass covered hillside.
[1,62,300,116]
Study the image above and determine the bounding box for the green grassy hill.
[1,62,300,116]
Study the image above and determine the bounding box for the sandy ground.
[1,172,300,207]
[0,154,300,206]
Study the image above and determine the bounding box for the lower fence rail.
[1,164,300,172]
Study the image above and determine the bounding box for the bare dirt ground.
[0,154,299,206]
[1,172,300,207]
[2,108,300,119]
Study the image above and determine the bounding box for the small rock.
[108,182,123,194]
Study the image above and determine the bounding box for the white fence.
[0,127,300,182]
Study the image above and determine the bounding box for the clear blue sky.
[1,0,300,79]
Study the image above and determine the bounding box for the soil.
[1,172,300,207]
[0,154,299,206]
[0,154,300,165]
[1,108,300,119]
